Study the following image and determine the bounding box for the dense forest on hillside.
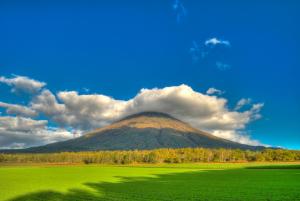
[1,148,300,164]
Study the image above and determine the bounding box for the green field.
[1,163,300,201]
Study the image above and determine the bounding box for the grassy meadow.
[1,163,300,201]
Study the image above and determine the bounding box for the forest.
[1,148,300,164]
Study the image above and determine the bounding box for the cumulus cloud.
[30,90,126,130]
[0,102,38,117]
[0,75,46,94]
[0,74,264,148]
[0,116,47,132]
[31,89,65,116]
[205,37,231,47]
[206,88,224,95]
[0,116,73,149]
[29,84,264,146]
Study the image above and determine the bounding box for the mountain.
[3,112,265,153]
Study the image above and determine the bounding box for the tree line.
[0,148,299,164]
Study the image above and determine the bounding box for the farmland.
[1,163,300,201]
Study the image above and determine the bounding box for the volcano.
[11,112,265,153]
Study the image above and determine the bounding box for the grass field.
[1,163,300,201]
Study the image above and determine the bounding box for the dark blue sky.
[0,0,299,149]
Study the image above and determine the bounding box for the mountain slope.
[6,112,265,153]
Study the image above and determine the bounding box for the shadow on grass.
[246,164,300,169]
[8,166,300,201]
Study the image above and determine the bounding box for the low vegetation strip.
[1,148,300,164]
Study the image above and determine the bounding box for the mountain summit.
[15,112,264,153]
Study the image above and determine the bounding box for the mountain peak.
[119,111,177,121]
[90,111,194,136]
[13,111,265,153]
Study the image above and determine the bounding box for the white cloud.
[0,102,38,117]
[235,98,252,110]
[0,75,46,94]
[31,89,65,116]
[0,74,264,148]
[0,116,47,132]
[29,84,264,146]
[206,87,224,95]
[0,116,73,149]
[248,103,264,120]
[205,37,230,47]
[30,90,127,130]
[211,130,262,146]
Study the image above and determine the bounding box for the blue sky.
[0,0,299,149]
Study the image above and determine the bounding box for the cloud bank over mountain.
[0,75,265,148]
